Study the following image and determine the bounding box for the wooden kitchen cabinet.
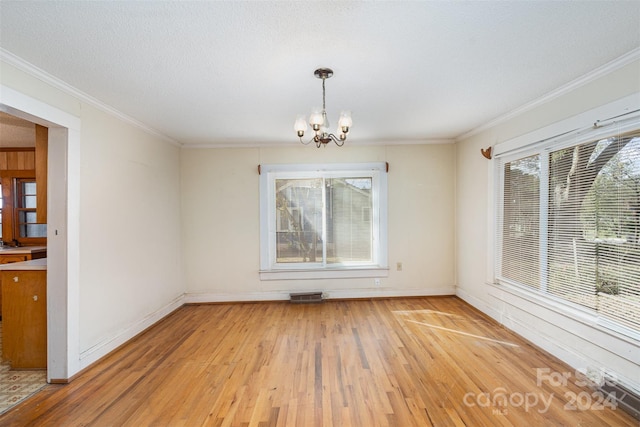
[1,267,47,369]
[0,247,46,318]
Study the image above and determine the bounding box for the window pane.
[548,134,640,327]
[24,195,37,209]
[18,207,47,238]
[547,144,598,309]
[326,177,372,263]
[20,223,47,238]
[501,155,540,288]
[595,137,640,331]
[23,182,36,195]
[18,211,38,223]
[275,178,323,263]
[14,179,45,239]
[261,162,387,272]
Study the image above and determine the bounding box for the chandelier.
[294,68,352,147]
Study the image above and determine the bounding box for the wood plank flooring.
[0,297,636,426]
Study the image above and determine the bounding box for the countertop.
[0,246,47,255]
[0,258,47,271]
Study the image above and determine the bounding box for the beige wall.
[1,60,184,371]
[455,59,640,391]
[78,103,183,351]
[181,143,456,299]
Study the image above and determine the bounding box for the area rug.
[0,364,47,415]
[0,322,47,415]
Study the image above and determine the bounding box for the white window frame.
[259,162,388,281]
[494,108,640,340]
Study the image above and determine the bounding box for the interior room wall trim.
[179,138,457,149]
[456,286,640,396]
[78,294,185,371]
[185,287,455,304]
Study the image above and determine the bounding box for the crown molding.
[0,48,181,147]
[457,47,640,142]
[180,137,455,149]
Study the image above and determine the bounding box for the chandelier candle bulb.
[309,110,323,128]
[338,111,352,130]
[294,115,307,137]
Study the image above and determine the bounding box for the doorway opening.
[1,84,81,383]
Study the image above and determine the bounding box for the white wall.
[181,143,456,301]
[0,59,184,375]
[455,59,640,392]
[78,103,183,357]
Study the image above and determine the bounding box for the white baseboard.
[456,285,640,401]
[457,286,592,369]
[324,287,455,300]
[77,287,454,374]
[456,287,502,320]
[185,287,455,304]
[78,294,185,370]
[185,291,290,303]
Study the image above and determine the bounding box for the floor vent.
[601,379,640,420]
[289,292,324,304]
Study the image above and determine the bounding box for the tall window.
[0,177,46,245]
[497,123,640,334]
[501,154,541,289]
[260,163,388,275]
[15,179,46,238]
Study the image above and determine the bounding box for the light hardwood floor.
[0,297,636,426]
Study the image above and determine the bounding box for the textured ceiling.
[0,1,639,147]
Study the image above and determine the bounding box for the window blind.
[260,162,387,273]
[548,130,640,330]
[497,124,640,334]
[500,154,541,289]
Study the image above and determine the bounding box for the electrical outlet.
[374,278,381,286]
[397,262,403,271]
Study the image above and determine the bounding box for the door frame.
[1,84,81,382]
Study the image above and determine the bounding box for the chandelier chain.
[322,78,326,112]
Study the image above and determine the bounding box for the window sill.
[490,280,640,345]
[259,267,389,281]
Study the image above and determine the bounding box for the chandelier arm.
[327,133,346,147]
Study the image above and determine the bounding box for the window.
[497,120,640,335]
[15,179,46,239]
[260,163,388,278]
[0,176,46,245]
